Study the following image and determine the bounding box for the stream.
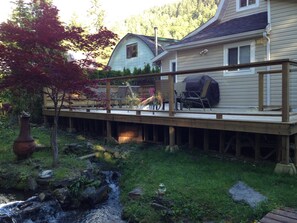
[0,171,126,223]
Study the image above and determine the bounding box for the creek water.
[0,171,125,223]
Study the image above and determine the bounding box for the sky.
[0,0,179,27]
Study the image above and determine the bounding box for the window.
[170,60,176,72]
[170,60,177,82]
[224,41,255,76]
[126,43,138,59]
[236,0,259,11]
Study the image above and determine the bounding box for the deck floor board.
[260,208,297,223]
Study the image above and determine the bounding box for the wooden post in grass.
[236,132,241,158]
[274,135,296,175]
[189,128,194,149]
[204,129,209,152]
[219,131,225,154]
[67,117,74,133]
[106,120,112,139]
[255,134,261,161]
[169,126,175,147]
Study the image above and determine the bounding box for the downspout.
[263,0,271,105]
[154,27,158,56]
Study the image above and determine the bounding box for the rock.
[229,181,267,208]
[38,170,53,179]
[128,187,144,200]
[114,151,121,159]
[38,193,46,202]
[81,185,109,208]
[86,142,93,150]
[0,214,14,223]
[53,187,71,207]
[27,177,38,191]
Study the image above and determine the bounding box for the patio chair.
[155,79,169,110]
[182,78,212,110]
[113,86,128,108]
[174,82,186,110]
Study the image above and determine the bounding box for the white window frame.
[223,40,255,76]
[236,0,259,12]
[170,59,177,72]
[126,43,138,59]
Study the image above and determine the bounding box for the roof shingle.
[174,12,268,46]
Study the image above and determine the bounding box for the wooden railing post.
[168,75,175,117]
[258,73,264,111]
[106,80,111,114]
[282,62,290,122]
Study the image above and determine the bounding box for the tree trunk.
[51,107,59,167]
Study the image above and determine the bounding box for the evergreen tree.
[112,0,219,39]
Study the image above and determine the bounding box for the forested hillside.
[112,0,219,39]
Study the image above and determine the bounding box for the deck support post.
[204,129,209,152]
[189,128,194,149]
[143,125,149,142]
[165,126,179,152]
[153,125,158,143]
[236,132,241,158]
[294,134,297,166]
[106,120,112,139]
[67,117,75,133]
[169,126,175,147]
[176,127,182,145]
[219,131,225,154]
[255,134,261,161]
[274,135,296,175]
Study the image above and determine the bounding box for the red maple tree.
[0,0,117,166]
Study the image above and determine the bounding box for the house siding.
[270,0,297,108]
[108,36,154,71]
[221,0,266,22]
[176,40,266,107]
[161,53,176,73]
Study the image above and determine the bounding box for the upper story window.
[223,41,255,76]
[126,43,138,59]
[236,0,259,12]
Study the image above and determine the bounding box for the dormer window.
[126,43,138,59]
[236,0,259,12]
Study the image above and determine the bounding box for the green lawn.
[119,145,297,223]
[0,115,296,223]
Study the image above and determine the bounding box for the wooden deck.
[43,59,297,170]
[43,107,297,135]
[260,208,297,223]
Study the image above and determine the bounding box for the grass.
[0,116,96,189]
[119,145,297,223]
[0,115,297,222]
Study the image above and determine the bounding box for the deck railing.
[43,59,297,123]
[99,59,297,122]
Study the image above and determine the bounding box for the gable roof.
[107,33,178,68]
[176,12,267,46]
[166,12,267,50]
[134,33,178,55]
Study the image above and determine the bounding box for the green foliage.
[112,0,219,39]
[89,64,159,85]
[119,146,297,222]
[66,173,101,198]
